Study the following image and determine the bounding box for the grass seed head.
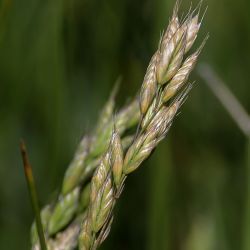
[37,2,207,249]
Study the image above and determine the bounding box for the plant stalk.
[20,140,47,250]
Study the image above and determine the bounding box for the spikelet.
[111,129,124,187]
[123,104,177,174]
[79,219,92,250]
[162,37,208,103]
[91,152,111,201]
[160,0,180,50]
[62,137,90,195]
[156,22,188,85]
[185,14,201,53]
[79,136,116,249]
[140,51,159,115]
[48,188,80,235]
[91,177,114,232]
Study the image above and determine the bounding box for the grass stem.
[20,140,47,250]
[198,63,250,137]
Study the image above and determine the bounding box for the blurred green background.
[0,0,249,249]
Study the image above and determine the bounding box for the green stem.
[20,140,47,250]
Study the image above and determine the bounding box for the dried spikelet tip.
[185,14,200,53]
[156,19,188,85]
[155,1,208,86]
[162,34,208,103]
[140,51,159,115]
[185,1,208,52]
[160,1,180,51]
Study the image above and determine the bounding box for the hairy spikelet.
[185,14,201,52]
[160,0,180,50]
[79,148,115,248]
[92,177,114,232]
[140,52,159,115]
[156,22,188,85]
[162,37,208,103]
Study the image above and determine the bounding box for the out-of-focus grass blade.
[147,140,173,250]
[244,138,250,250]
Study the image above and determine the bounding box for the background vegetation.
[0,0,249,249]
